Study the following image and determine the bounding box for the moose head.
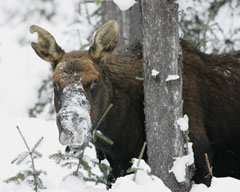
[30,20,119,149]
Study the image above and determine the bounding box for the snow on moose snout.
[57,83,92,148]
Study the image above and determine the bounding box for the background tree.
[101,1,142,48]
[179,0,240,53]
[141,0,191,191]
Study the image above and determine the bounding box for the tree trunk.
[141,1,191,191]
[128,2,142,46]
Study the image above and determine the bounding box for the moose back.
[30,20,240,187]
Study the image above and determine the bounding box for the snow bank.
[190,177,240,192]
[111,174,171,192]
[111,159,171,192]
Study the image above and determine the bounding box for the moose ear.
[89,20,118,61]
[30,25,65,69]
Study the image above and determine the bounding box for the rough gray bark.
[128,2,142,46]
[141,1,191,191]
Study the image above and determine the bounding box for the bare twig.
[77,29,82,49]
[135,76,144,81]
[16,126,31,152]
[92,104,114,145]
[204,153,213,176]
[95,104,113,129]
[83,2,92,25]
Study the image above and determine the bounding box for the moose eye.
[53,83,61,93]
[89,79,98,91]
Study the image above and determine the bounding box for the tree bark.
[141,1,191,191]
[128,2,142,46]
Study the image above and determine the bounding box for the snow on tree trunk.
[141,1,192,191]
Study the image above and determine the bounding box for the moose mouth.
[56,84,92,148]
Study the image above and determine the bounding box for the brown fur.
[53,51,99,88]
[31,21,240,187]
[181,39,240,185]
[30,25,64,68]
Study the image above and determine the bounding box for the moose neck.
[94,49,146,176]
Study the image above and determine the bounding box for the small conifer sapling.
[4,126,46,192]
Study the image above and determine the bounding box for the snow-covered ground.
[1,0,240,191]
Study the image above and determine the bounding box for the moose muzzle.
[56,83,92,149]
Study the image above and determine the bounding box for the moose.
[30,20,240,187]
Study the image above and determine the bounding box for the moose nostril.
[65,146,71,153]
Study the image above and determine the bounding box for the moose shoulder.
[30,20,240,187]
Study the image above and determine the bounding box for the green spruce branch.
[49,150,112,186]
[4,126,46,192]
[92,103,114,145]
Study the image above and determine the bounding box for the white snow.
[113,0,137,11]
[170,143,194,183]
[190,177,240,192]
[178,0,197,12]
[111,159,171,192]
[165,75,180,82]
[131,158,151,173]
[111,174,171,192]
[151,69,159,78]
[178,0,240,53]
[177,114,189,131]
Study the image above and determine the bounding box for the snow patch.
[177,114,189,131]
[131,158,151,173]
[111,174,171,192]
[113,0,137,11]
[190,177,240,192]
[59,176,105,192]
[111,159,171,192]
[177,0,197,12]
[190,183,208,192]
[101,159,110,167]
[170,142,194,183]
[151,69,160,78]
[165,75,180,82]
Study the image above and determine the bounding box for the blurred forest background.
[1,0,239,119]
